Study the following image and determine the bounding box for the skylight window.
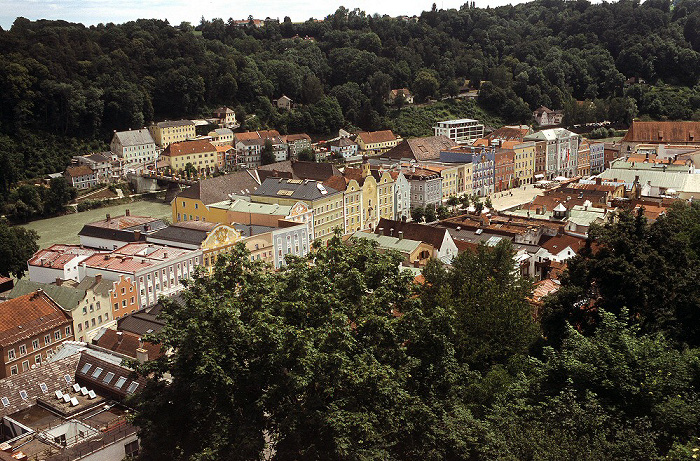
[115,377,127,389]
[19,391,28,400]
[103,372,115,384]
[91,367,103,378]
[64,374,72,384]
[126,382,139,394]
[81,364,92,374]
[1,397,9,407]
[39,383,48,394]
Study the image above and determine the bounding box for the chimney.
[389,228,394,236]
[595,177,602,186]
[106,213,111,221]
[116,331,123,345]
[136,347,149,363]
[133,230,142,241]
[125,209,131,216]
[95,274,102,284]
[398,231,404,240]
[55,278,63,286]
[413,260,420,268]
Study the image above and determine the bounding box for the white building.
[27,245,104,284]
[433,119,485,144]
[110,129,157,169]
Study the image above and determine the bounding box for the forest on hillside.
[1,0,700,188]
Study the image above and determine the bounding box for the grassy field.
[21,199,172,249]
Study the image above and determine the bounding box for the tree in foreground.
[133,236,483,460]
[0,219,39,278]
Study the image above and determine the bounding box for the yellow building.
[375,170,395,222]
[161,139,218,174]
[250,178,344,242]
[457,162,473,196]
[512,141,536,186]
[342,179,362,234]
[344,163,396,231]
[355,130,401,154]
[149,120,196,148]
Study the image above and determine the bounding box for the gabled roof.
[75,351,146,399]
[539,234,587,255]
[234,130,282,142]
[351,231,422,254]
[0,291,72,347]
[113,129,155,147]
[356,130,397,145]
[284,133,311,142]
[376,218,451,250]
[146,222,217,246]
[65,166,93,177]
[94,329,162,361]
[162,139,217,157]
[385,136,457,161]
[176,170,261,204]
[328,137,357,148]
[622,121,700,144]
[9,280,85,312]
[28,245,102,270]
[486,126,531,142]
[0,353,80,418]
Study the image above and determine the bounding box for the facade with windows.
[433,119,485,144]
[403,167,443,210]
[110,128,158,168]
[0,291,74,378]
[80,243,202,307]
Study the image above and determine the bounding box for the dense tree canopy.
[0,219,39,278]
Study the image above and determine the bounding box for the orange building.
[109,275,140,320]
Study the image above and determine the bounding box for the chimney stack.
[136,348,149,363]
[398,231,404,240]
[125,209,131,216]
[106,213,111,221]
[595,177,602,186]
[95,274,102,284]
[55,278,63,286]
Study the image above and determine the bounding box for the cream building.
[149,120,196,148]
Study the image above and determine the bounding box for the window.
[54,331,61,341]
[98,315,102,324]
[91,367,103,378]
[19,345,26,356]
[32,339,39,350]
[65,326,71,336]
[83,307,87,314]
[125,440,139,457]
[35,354,42,365]
[81,363,92,374]
[21,360,29,371]
[130,297,135,305]
[103,372,115,384]
[19,390,28,400]
[96,302,100,310]
[10,366,17,376]
[90,304,94,312]
[114,303,119,311]
[126,382,139,394]
[122,300,127,307]
[8,349,15,360]
[1,397,8,407]
[115,376,127,389]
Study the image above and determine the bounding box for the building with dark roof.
[356,130,400,154]
[376,218,458,263]
[110,128,157,169]
[621,121,700,152]
[78,209,167,250]
[384,135,457,161]
[148,120,196,148]
[93,329,162,361]
[0,291,74,379]
[257,159,342,182]
[64,165,98,190]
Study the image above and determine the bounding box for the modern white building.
[433,119,485,144]
[27,245,104,284]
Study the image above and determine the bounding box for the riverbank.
[21,199,172,248]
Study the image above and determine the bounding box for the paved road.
[488,184,544,211]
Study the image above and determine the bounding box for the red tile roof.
[539,234,587,255]
[0,291,72,347]
[95,329,162,360]
[161,139,216,157]
[28,245,102,270]
[65,166,94,177]
[357,130,397,145]
[623,121,700,144]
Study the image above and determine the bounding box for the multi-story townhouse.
[110,129,158,168]
[10,276,120,342]
[234,131,288,168]
[577,139,592,177]
[79,210,167,250]
[0,290,74,378]
[28,245,103,284]
[64,166,98,189]
[148,120,196,148]
[329,137,359,159]
[513,141,536,186]
[589,141,606,174]
[73,153,114,183]
[80,243,202,307]
[471,151,496,197]
[524,128,579,179]
[533,140,548,180]
[404,167,443,210]
[390,171,411,221]
[213,106,238,128]
[422,163,460,200]
[207,128,234,147]
[161,139,219,175]
[107,274,141,320]
[355,130,401,154]
[433,119,484,144]
[284,134,312,158]
[342,177,363,234]
[494,148,515,192]
[251,178,344,242]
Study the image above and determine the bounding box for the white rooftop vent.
[88,390,97,399]
[70,397,79,407]
[316,183,328,195]
[63,394,71,403]
[72,383,81,392]
[80,387,89,396]
[55,390,63,400]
